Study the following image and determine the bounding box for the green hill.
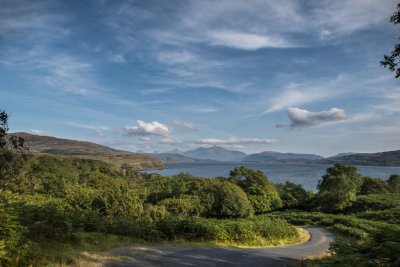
[13,132,164,170]
[321,150,400,166]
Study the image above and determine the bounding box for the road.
[109,227,334,267]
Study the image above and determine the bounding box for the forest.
[1,111,400,266]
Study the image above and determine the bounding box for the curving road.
[109,227,334,267]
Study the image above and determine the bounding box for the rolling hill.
[13,132,164,170]
[242,151,323,162]
[182,146,247,161]
[321,150,400,166]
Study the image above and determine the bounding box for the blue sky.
[1,0,399,156]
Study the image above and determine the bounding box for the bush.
[229,166,283,213]
[159,195,204,217]
[276,181,313,209]
[200,180,254,218]
[349,194,400,213]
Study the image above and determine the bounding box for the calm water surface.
[144,162,400,191]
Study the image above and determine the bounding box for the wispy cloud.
[207,31,293,50]
[170,120,198,131]
[69,122,111,131]
[31,129,48,136]
[195,138,279,147]
[124,120,170,137]
[263,86,337,114]
[157,137,279,150]
[369,123,400,134]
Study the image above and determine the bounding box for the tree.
[0,110,27,192]
[388,174,400,193]
[381,3,400,78]
[200,180,253,218]
[276,181,314,209]
[229,166,283,213]
[359,176,391,195]
[315,164,363,213]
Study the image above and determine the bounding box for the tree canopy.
[229,166,282,213]
[316,163,363,213]
[381,3,400,78]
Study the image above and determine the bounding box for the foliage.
[381,3,400,78]
[388,174,400,193]
[359,176,390,195]
[159,195,204,217]
[199,180,254,218]
[0,110,28,193]
[276,181,313,209]
[349,193,400,213]
[314,164,362,213]
[229,166,283,213]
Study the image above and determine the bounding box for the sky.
[1,0,399,157]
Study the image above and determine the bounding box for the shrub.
[229,166,283,213]
[159,195,204,217]
[200,180,254,218]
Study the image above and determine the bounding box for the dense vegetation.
[1,110,400,266]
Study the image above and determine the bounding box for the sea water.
[143,162,400,191]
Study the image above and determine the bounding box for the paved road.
[109,227,334,267]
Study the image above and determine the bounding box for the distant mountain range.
[12,133,400,167]
[242,151,323,162]
[182,146,247,161]
[320,150,400,167]
[152,146,400,167]
[13,132,164,170]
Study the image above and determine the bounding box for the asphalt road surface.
[110,227,334,267]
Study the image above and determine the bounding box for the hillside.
[149,153,202,163]
[13,132,164,170]
[242,151,323,162]
[321,150,400,166]
[182,146,247,161]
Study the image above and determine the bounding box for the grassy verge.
[35,216,307,266]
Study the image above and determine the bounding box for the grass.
[33,232,142,266]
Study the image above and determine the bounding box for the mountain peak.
[183,146,246,161]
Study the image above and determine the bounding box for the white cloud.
[110,53,126,63]
[185,107,218,114]
[31,129,47,136]
[277,107,378,128]
[158,50,197,65]
[372,88,400,113]
[159,138,184,145]
[170,120,197,131]
[207,31,292,50]
[285,107,347,128]
[124,120,169,136]
[69,122,111,131]
[264,88,336,114]
[195,138,279,146]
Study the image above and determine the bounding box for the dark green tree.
[276,181,313,209]
[0,110,28,192]
[359,176,390,195]
[229,166,282,213]
[200,180,253,218]
[315,164,363,213]
[388,174,400,193]
[381,3,400,78]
